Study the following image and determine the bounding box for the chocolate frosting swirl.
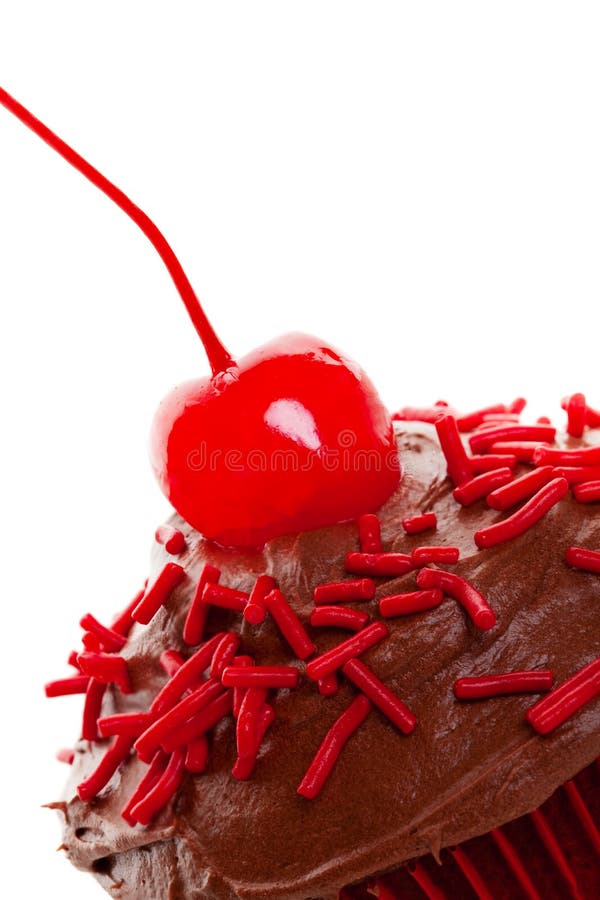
[53,424,600,899]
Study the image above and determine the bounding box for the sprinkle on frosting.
[183,563,220,644]
[297,695,371,799]
[417,568,496,630]
[474,478,569,550]
[313,579,375,605]
[410,546,460,566]
[133,562,186,626]
[454,671,554,700]
[306,622,389,682]
[526,658,600,734]
[341,658,416,734]
[358,513,382,553]
[155,524,187,555]
[401,512,437,535]
[310,606,370,631]
[345,552,414,577]
[379,589,444,618]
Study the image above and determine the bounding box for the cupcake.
[1,85,596,900]
[46,403,600,899]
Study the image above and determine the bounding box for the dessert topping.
[310,606,371,631]
[297,695,372,799]
[526,658,600,735]
[401,512,437,534]
[454,671,554,700]
[474,478,569,549]
[155,525,187,555]
[416,568,496,631]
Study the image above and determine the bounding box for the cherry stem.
[0,86,233,376]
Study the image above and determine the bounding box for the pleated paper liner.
[340,758,599,900]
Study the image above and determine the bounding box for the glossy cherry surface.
[1,88,401,549]
[150,332,400,548]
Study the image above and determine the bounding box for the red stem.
[0,86,233,375]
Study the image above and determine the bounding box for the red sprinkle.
[318,674,339,696]
[453,468,514,507]
[456,404,507,433]
[79,613,127,653]
[231,654,254,717]
[469,424,556,454]
[345,552,414,577]
[526,658,600,734]
[111,586,146,637]
[566,392,586,438]
[129,746,186,825]
[313,579,375,605]
[232,704,275,781]
[236,687,269,759]
[392,403,455,424]
[68,650,83,670]
[358,513,382,553]
[554,465,600,485]
[45,676,90,697]
[265,589,316,661]
[533,445,600,466]
[379,589,444,618]
[155,524,186,555]
[454,671,554,699]
[56,748,75,765]
[183,563,220,645]
[202,582,249,613]
[416,568,496,630]
[306,621,389,681]
[81,680,107,742]
[401,512,437,535]
[489,441,551,463]
[77,652,132,694]
[137,680,224,762]
[486,466,555,511]
[508,397,527,414]
[150,632,226,715]
[565,546,600,575]
[435,414,472,486]
[161,691,233,753]
[121,750,167,826]
[98,712,151,738]
[77,734,134,801]
[297,695,371,799]
[244,574,276,625]
[342,658,416,734]
[411,546,460,566]
[309,606,370,631]
[573,480,600,503]
[469,453,518,474]
[185,736,209,774]
[81,631,103,652]
[474,477,569,550]
[209,632,241,680]
[133,562,186,626]
[159,649,185,677]
[222,666,299,689]
[585,403,600,427]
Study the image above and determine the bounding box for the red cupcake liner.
[341,758,599,899]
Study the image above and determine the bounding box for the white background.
[1,3,599,897]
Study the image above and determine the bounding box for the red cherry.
[1,88,401,547]
[150,332,399,547]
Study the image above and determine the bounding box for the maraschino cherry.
[0,87,400,547]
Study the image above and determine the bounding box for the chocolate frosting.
[54,424,600,899]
